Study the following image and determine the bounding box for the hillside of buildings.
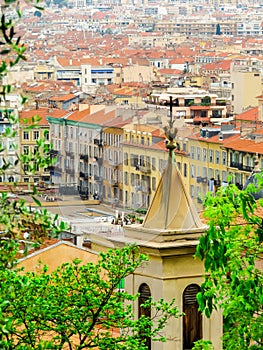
[1,0,263,213]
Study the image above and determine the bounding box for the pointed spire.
[142,153,203,231]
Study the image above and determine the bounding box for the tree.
[1,245,181,349]
[195,179,263,349]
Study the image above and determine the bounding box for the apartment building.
[187,120,263,208]
[146,87,229,124]
[47,105,137,200]
[230,61,262,114]
[155,20,236,36]
[47,107,105,194]
[18,108,64,185]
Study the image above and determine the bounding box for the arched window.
[0,176,2,182]
[8,176,14,182]
[138,283,151,350]
[183,284,202,349]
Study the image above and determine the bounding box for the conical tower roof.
[142,153,203,231]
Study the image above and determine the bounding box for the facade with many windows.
[122,124,189,209]
[19,108,55,185]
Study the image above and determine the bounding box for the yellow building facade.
[122,124,188,209]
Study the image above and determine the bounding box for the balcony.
[230,162,253,172]
[140,165,151,174]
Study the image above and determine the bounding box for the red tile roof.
[235,107,259,122]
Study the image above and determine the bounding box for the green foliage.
[193,339,214,350]
[195,181,263,349]
[0,245,181,349]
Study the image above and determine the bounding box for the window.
[209,150,214,163]
[124,172,128,185]
[183,284,202,350]
[190,146,195,159]
[203,149,207,162]
[222,170,227,182]
[190,185,194,198]
[222,151,227,165]
[152,157,156,170]
[131,173,135,186]
[196,147,201,161]
[183,163,187,177]
[23,131,29,140]
[33,131,39,140]
[216,150,220,164]
[124,153,128,166]
[138,284,151,350]
[23,146,29,155]
[190,164,195,178]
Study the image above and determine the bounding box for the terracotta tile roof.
[235,107,259,122]
[49,94,76,102]
[158,68,182,75]
[19,108,68,125]
[202,60,232,71]
[223,134,263,154]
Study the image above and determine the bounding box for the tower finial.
[164,96,177,157]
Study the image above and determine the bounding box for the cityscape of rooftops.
[0,1,263,349]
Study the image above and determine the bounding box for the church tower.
[93,120,223,349]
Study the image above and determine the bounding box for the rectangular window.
[203,149,207,162]
[190,146,195,159]
[124,172,128,185]
[222,170,227,182]
[222,151,227,165]
[131,173,135,186]
[209,150,214,163]
[197,147,201,161]
[183,163,187,177]
[33,131,39,140]
[190,185,194,198]
[216,150,220,164]
[23,131,29,140]
[190,164,195,178]
[152,157,156,170]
